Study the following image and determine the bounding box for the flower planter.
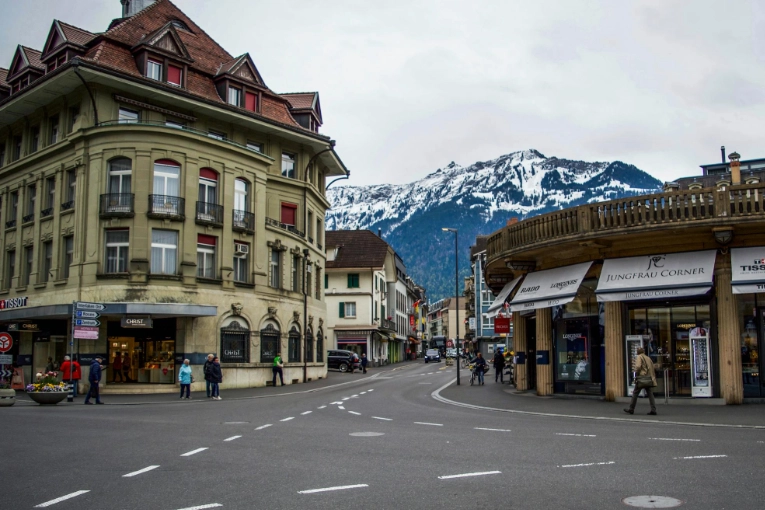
[0,388,16,407]
[27,391,68,405]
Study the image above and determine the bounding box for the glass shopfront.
[737,294,764,397]
[627,303,712,397]
[106,318,176,384]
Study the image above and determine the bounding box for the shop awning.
[596,250,716,302]
[731,246,765,294]
[0,302,217,321]
[485,276,523,318]
[508,262,593,312]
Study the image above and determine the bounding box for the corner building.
[484,154,765,404]
[0,0,348,391]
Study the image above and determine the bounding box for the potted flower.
[0,380,15,407]
[26,371,69,405]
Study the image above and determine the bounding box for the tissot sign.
[509,262,592,312]
[596,250,716,302]
[731,246,765,294]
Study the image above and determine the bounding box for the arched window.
[198,168,218,205]
[220,319,250,363]
[260,323,279,363]
[288,325,301,363]
[316,329,324,363]
[305,328,314,363]
[107,158,132,213]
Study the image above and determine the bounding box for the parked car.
[446,348,457,359]
[424,349,441,363]
[327,350,361,372]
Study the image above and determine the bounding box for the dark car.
[424,349,441,363]
[327,350,361,372]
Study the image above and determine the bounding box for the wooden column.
[513,312,527,390]
[536,307,553,396]
[604,301,624,401]
[715,252,743,404]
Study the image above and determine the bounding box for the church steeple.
[121,0,156,18]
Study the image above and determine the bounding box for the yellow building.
[0,0,348,392]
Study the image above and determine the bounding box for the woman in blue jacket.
[178,359,192,399]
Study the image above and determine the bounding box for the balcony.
[232,209,255,233]
[195,201,223,227]
[22,213,34,223]
[380,318,396,331]
[100,193,135,218]
[148,195,185,221]
[61,200,74,212]
[265,217,304,238]
[41,207,53,219]
[5,219,16,229]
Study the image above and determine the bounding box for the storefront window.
[737,294,761,397]
[288,326,301,362]
[555,318,591,382]
[260,324,279,363]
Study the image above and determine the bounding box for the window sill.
[53,278,68,286]
[60,207,75,216]
[234,281,255,289]
[0,289,8,296]
[33,282,48,290]
[96,273,129,279]
[148,274,182,282]
[196,277,223,285]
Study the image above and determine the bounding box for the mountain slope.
[326,149,662,301]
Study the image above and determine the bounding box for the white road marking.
[123,465,159,477]
[438,471,501,480]
[367,389,374,392]
[301,411,312,415]
[318,405,327,409]
[556,433,596,437]
[255,424,272,430]
[280,417,294,422]
[338,406,345,410]
[558,461,615,468]
[181,448,208,457]
[298,484,369,494]
[673,455,727,460]
[428,372,434,375]
[223,436,242,442]
[35,491,90,507]
[475,428,512,432]
[342,397,350,401]
[351,394,359,397]
[360,392,367,394]
[223,421,248,424]
[174,505,223,510]
[372,416,392,421]
[418,382,433,385]
[414,422,443,427]
[349,411,361,415]
[650,437,700,442]
[330,401,344,405]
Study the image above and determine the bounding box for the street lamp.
[442,227,459,385]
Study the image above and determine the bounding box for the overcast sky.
[2,0,764,186]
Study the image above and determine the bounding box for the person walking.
[203,354,215,398]
[473,352,487,385]
[272,353,284,386]
[112,352,123,383]
[121,352,132,382]
[84,356,104,405]
[45,357,55,374]
[624,347,658,415]
[361,353,369,374]
[492,349,506,383]
[178,359,192,399]
[210,356,223,400]
[60,355,82,396]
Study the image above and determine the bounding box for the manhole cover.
[349,432,385,437]
[623,496,684,508]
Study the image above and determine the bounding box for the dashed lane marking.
[360,392,367,394]
[556,433,596,437]
[558,461,615,468]
[123,465,160,477]
[367,389,374,392]
[475,428,511,432]
[255,424,272,430]
[372,416,392,421]
[181,448,208,457]
[223,436,241,442]
[342,397,350,401]
[174,505,223,510]
[298,484,369,494]
[418,382,433,385]
[414,422,443,427]
[330,401,344,405]
[280,417,294,422]
[650,438,700,442]
[34,491,91,508]
[349,411,361,415]
[318,405,327,409]
[338,406,345,410]
[673,455,727,460]
[438,471,501,480]
[301,411,312,415]
[351,394,359,397]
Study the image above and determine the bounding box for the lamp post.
[442,228,459,385]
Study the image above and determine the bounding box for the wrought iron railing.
[100,193,135,217]
[380,318,396,331]
[22,213,34,223]
[232,210,255,232]
[5,219,16,229]
[265,217,305,238]
[41,207,53,218]
[195,201,223,225]
[148,194,185,219]
[61,200,74,211]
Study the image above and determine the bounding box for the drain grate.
[623,496,684,508]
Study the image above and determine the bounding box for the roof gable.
[282,92,323,123]
[217,53,265,87]
[42,20,95,59]
[325,230,391,268]
[134,22,193,62]
[8,46,44,80]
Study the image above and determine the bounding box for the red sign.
[446,339,454,348]
[0,332,12,353]
[494,317,510,334]
[409,315,415,328]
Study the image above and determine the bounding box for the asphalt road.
[4,361,765,510]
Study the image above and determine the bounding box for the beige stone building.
[0,0,348,392]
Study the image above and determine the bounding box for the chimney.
[729,151,741,185]
[507,217,519,226]
[721,146,726,164]
[121,0,156,17]
[377,228,382,238]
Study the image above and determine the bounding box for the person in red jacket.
[60,355,82,396]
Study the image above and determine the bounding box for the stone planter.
[27,391,68,405]
[0,388,16,407]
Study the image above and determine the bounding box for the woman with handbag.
[624,347,657,415]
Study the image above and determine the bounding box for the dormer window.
[228,86,241,107]
[146,60,162,81]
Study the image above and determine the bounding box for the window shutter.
[324,274,328,289]
[167,65,182,85]
[347,274,352,287]
[245,92,257,112]
[280,203,297,225]
[339,302,345,318]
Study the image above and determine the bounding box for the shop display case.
[625,335,644,395]
[690,332,711,397]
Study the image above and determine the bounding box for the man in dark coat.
[84,356,104,404]
[361,353,369,374]
[203,354,215,398]
[492,349,506,383]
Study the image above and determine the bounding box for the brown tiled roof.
[282,92,316,110]
[0,68,8,87]
[21,47,44,71]
[325,230,390,269]
[58,21,96,47]
[83,41,141,77]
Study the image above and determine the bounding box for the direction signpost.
[70,302,104,402]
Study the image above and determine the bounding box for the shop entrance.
[107,319,176,384]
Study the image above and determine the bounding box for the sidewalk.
[436,379,765,429]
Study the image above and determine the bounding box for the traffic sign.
[76,311,100,319]
[0,332,12,353]
[0,356,13,365]
[76,302,105,311]
[75,319,100,327]
[73,327,99,340]
[0,368,12,378]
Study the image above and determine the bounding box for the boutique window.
[220,319,250,363]
[196,235,216,279]
[151,229,178,275]
[105,230,129,273]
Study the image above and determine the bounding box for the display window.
[737,294,764,397]
[555,318,591,382]
[106,319,176,384]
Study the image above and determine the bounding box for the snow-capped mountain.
[327,149,662,301]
